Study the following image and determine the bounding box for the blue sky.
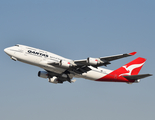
[0,0,155,120]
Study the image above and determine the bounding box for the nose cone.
[4,48,8,54]
[4,47,12,56]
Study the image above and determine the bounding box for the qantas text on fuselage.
[4,44,152,84]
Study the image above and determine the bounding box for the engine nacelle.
[38,71,49,78]
[48,76,58,84]
[87,57,103,65]
[59,60,72,68]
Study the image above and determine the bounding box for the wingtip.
[129,52,137,56]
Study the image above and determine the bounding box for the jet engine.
[48,76,58,84]
[87,57,103,65]
[38,71,49,78]
[59,60,72,68]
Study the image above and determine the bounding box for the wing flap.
[69,66,91,74]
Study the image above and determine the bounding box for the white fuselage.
[4,44,112,81]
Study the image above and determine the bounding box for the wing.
[47,60,92,74]
[100,52,137,62]
[47,52,136,77]
[74,52,137,67]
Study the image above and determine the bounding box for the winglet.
[129,52,137,56]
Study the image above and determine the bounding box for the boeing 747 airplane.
[4,44,152,84]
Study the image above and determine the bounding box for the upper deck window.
[15,44,19,47]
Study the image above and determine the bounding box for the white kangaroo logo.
[119,62,145,76]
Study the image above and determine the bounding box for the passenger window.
[15,44,19,47]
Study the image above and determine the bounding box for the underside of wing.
[68,65,91,74]
[46,60,92,74]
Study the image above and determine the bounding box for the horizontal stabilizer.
[123,74,152,80]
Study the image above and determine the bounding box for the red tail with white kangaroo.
[97,57,152,83]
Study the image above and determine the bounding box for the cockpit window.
[15,44,19,47]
